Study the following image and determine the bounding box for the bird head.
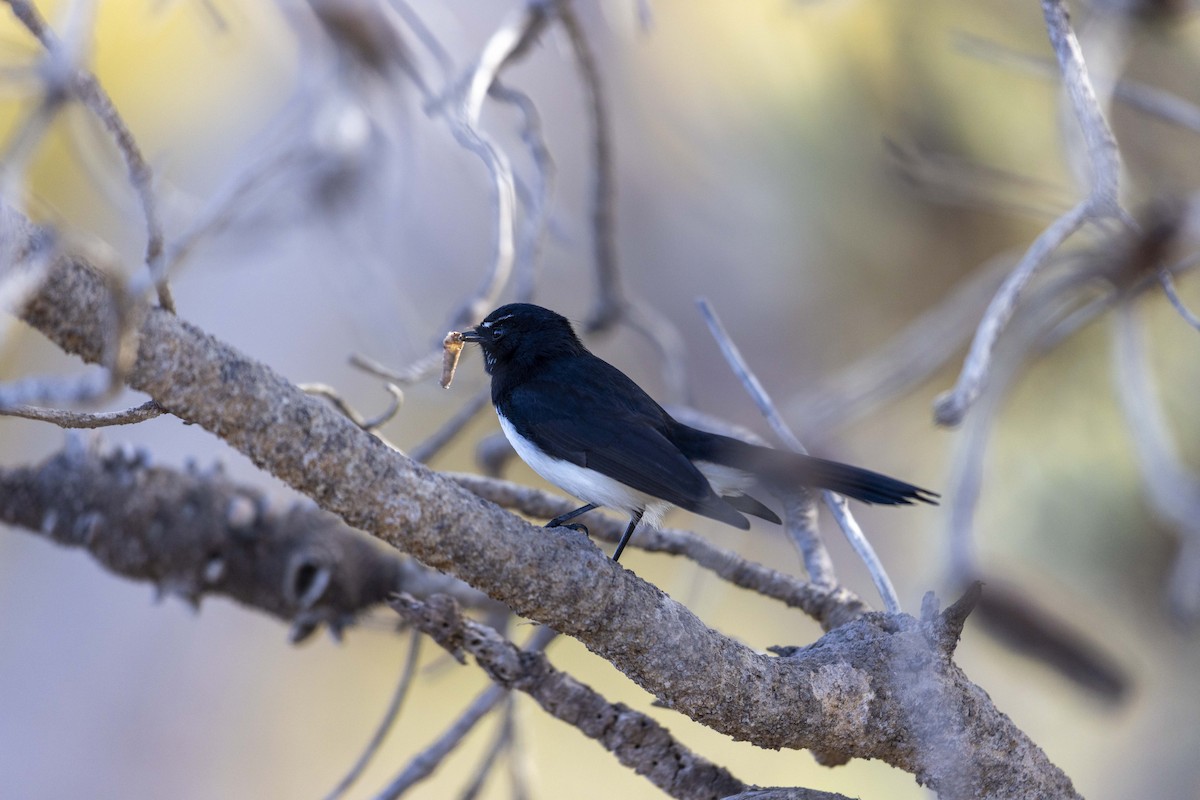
[461,303,584,374]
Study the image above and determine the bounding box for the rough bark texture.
[0,437,497,641]
[9,234,1081,799]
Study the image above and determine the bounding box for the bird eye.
[490,326,505,340]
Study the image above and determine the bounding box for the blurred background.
[2,0,1200,798]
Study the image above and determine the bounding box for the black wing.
[501,358,749,528]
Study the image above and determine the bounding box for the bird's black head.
[461,303,585,375]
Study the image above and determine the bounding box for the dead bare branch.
[8,199,1082,800]
[935,0,1126,426]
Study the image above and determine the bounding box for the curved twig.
[936,0,1126,426]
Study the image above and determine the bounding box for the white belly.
[497,413,671,526]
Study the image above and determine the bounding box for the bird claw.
[545,519,589,535]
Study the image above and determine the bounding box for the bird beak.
[460,327,484,343]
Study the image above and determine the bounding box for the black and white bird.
[461,303,937,562]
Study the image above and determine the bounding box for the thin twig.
[553,4,690,401]
[457,693,518,800]
[779,490,835,590]
[695,298,901,612]
[1159,271,1200,333]
[324,628,424,800]
[943,267,1108,580]
[634,0,654,31]
[885,138,1073,220]
[389,0,455,81]
[695,300,810,453]
[390,593,752,799]
[463,3,550,125]
[557,2,620,333]
[192,0,229,33]
[0,370,120,414]
[789,250,1017,440]
[163,147,310,275]
[301,382,404,433]
[1112,299,1200,622]
[0,90,68,205]
[373,685,507,800]
[936,0,1126,426]
[556,4,692,401]
[72,78,173,311]
[943,336,1021,583]
[490,80,554,303]
[371,624,557,800]
[624,299,691,404]
[1039,246,1200,350]
[958,31,1200,138]
[501,714,530,800]
[442,1,553,329]
[350,350,441,386]
[0,398,165,428]
[2,0,175,312]
[1042,0,1121,209]
[410,387,491,464]
[504,698,533,800]
[935,200,1092,426]
[670,405,835,589]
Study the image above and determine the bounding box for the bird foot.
[546,520,588,535]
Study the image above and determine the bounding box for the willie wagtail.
[461,303,938,561]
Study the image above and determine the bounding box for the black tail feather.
[798,455,940,506]
[675,425,940,507]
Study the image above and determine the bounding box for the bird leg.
[545,503,598,534]
[611,509,645,562]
